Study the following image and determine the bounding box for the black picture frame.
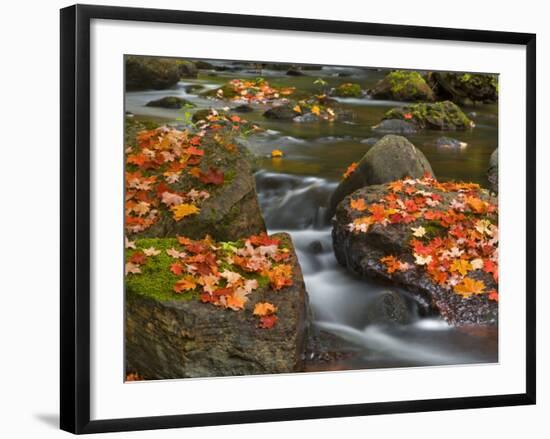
[60,4,536,434]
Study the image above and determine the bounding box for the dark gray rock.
[126,233,311,379]
[263,103,299,120]
[435,136,468,149]
[332,184,498,327]
[145,96,195,109]
[372,119,418,134]
[328,135,434,218]
[233,104,254,113]
[126,56,182,91]
[428,72,498,105]
[367,291,411,325]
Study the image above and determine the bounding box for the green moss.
[332,82,362,97]
[384,70,434,101]
[126,238,198,302]
[383,101,472,130]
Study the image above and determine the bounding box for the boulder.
[233,104,254,113]
[176,60,198,78]
[332,180,498,326]
[126,233,310,379]
[184,84,205,93]
[372,119,418,134]
[370,70,435,102]
[145,96,195,109]
[125,56,182,91]
[381,101,474,130]
[435,136,468,149]
[428,72,498,105]
[331,82,363,98]
[194,60,214,69]
[125,119,265,241]
[286,68,305,76]
[263,103,299,120]
[328,135,433,218]
[366,291,411,325]
[488,148,498,193]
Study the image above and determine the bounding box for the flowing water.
[126,65,498,369]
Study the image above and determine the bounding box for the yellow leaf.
[293,104,302,113]
[450,259,472,276]
[173,275,197,293]
[453,277,485,298]
[253,302,277,316]
[311,105,321,116]
[271,149,284,158]
[170,203,200,221]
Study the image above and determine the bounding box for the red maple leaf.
[198,167,224,185]
[259,314,278,329]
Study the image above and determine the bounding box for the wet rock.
[332,184,498,326]
[286,68,305,76]
[177,60,198,78]
[126,56,183,91]
[184,84,205,93]
[367,291,411,325]
[372,119,418,134]
[263,103,299,120]
[381,101,474,131]
[331,82,363,98]
[428,72,498,105]
[304,326,361,371]
[126,121,265,241]
[328,135,433,218]
[233,104,254,113]
[370,70,435,102]
[488,148,498,193]
[194,60,214,69]
[306,240,324,254]
[126,233,311,379]
[293,113,319,123]
[145,96,195,109]
[435,136,468,149]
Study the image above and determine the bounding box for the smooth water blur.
[126,65,498,369]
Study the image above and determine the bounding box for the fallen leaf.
[173,275,197,293]
[271,149,284,158]
[171,203,200,221]
[454,277,485,298]
[350,198,367,211]
[259,314,278,329]
[253,302,277,316]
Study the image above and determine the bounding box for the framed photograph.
[60,4,536,434]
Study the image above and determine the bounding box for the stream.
[126,64,498,369]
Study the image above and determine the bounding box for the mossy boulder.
[125,234,311,379]
[328,135,434,218]
[331,83,363,98]
[428,72,498,105]
[175,60,198,78]
[263,103,299,120]
[332,183,498,326]
[125,119,265,241]
[488,148,498,193]
[382,101,474,130]
[370,70,435,102]
[145,96,195,109]
[125,56,183,91]
[194,60,214,69]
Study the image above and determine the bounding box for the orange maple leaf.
[253,302,277,316]
[350,198,367,212]
[453,277,485,298]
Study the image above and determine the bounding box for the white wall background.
[0,0,546,437]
